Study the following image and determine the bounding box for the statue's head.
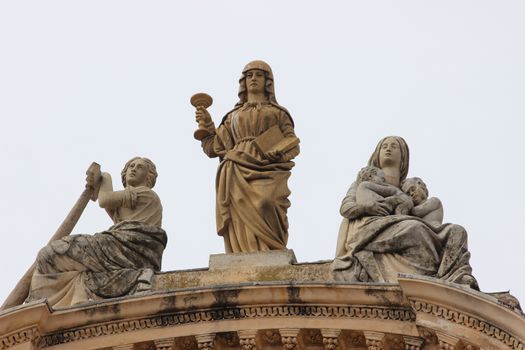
[356,166,386,185]
[121,157,158,188]
[368,136,409,181]
[401,177,429,205]
[236,60,278,105]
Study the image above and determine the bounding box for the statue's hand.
[85,170,104,189]
[195,106,212,125]
[362,201,390,216]
[266,150,284,162]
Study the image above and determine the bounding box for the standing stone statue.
[194,60,300,253]
[332,136,479,289]
[26,157,167,308]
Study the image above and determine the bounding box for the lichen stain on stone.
[364,288,402,306]
[158,295,178,313]
[209,307,242,321]
[212,289,240,308]
[254,267,287,281]
[287,285,303,304]
[83,303,121,317]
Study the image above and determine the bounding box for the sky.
[1,1,524,307]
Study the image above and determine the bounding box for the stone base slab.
[208,249,297,270]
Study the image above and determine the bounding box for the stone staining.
[383,334,405,350]
[174,336,198,350]
[261,330,282,346]
[332,136,479,289]
[341,331,367,350]
[304,329,325,348]
[216,332,240,349]
[194,60,300,253]
[25,157,167,308]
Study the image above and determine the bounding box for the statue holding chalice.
[192,60,300,253]
[191,92,214,140]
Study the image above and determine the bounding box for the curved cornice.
[0,278,523,350]
[398,275,525,350]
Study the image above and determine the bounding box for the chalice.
[191,92,214,140]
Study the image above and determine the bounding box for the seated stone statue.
[355,166,413,215]
[332,136,478,289]
[401,177,443,226]
[26,157,167,308]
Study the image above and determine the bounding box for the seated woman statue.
[26,157,167,308]
[332,136,478,289]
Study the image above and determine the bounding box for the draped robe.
[202,102,299,253]
[27,186,166,308]
[332,181,478,288]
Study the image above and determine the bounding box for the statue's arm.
[341,181,392,219]
[340,182,364,219]
[411,197,440,216]
[98,172,129,218]
[200,116,232,159]
[278,112,300,161]
[361,181,399,197]
[413,197,443,225]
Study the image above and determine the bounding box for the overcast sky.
[1,1,524,307]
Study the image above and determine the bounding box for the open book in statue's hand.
[253,125,300,158]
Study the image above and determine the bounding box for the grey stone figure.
[332,136,478,289]
[26,157,167,307]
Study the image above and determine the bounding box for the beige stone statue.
[25,157,167,308]
[332,136,478,289]
[194,60,300,253]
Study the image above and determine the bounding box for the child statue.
[355,166,413,215]
[401,177,443,226]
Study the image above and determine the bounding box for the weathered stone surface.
[25,157,167,309]
[154,258,329,291]
[0,275,523,350]
[332,136,478,290]
[208,250,297,270]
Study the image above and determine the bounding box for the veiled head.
[235,60,278,106]
[121,157,158,188]
[368,136,410,181]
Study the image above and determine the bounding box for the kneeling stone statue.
[26,157,167,308]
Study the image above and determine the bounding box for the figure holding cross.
[16,157,167,308]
